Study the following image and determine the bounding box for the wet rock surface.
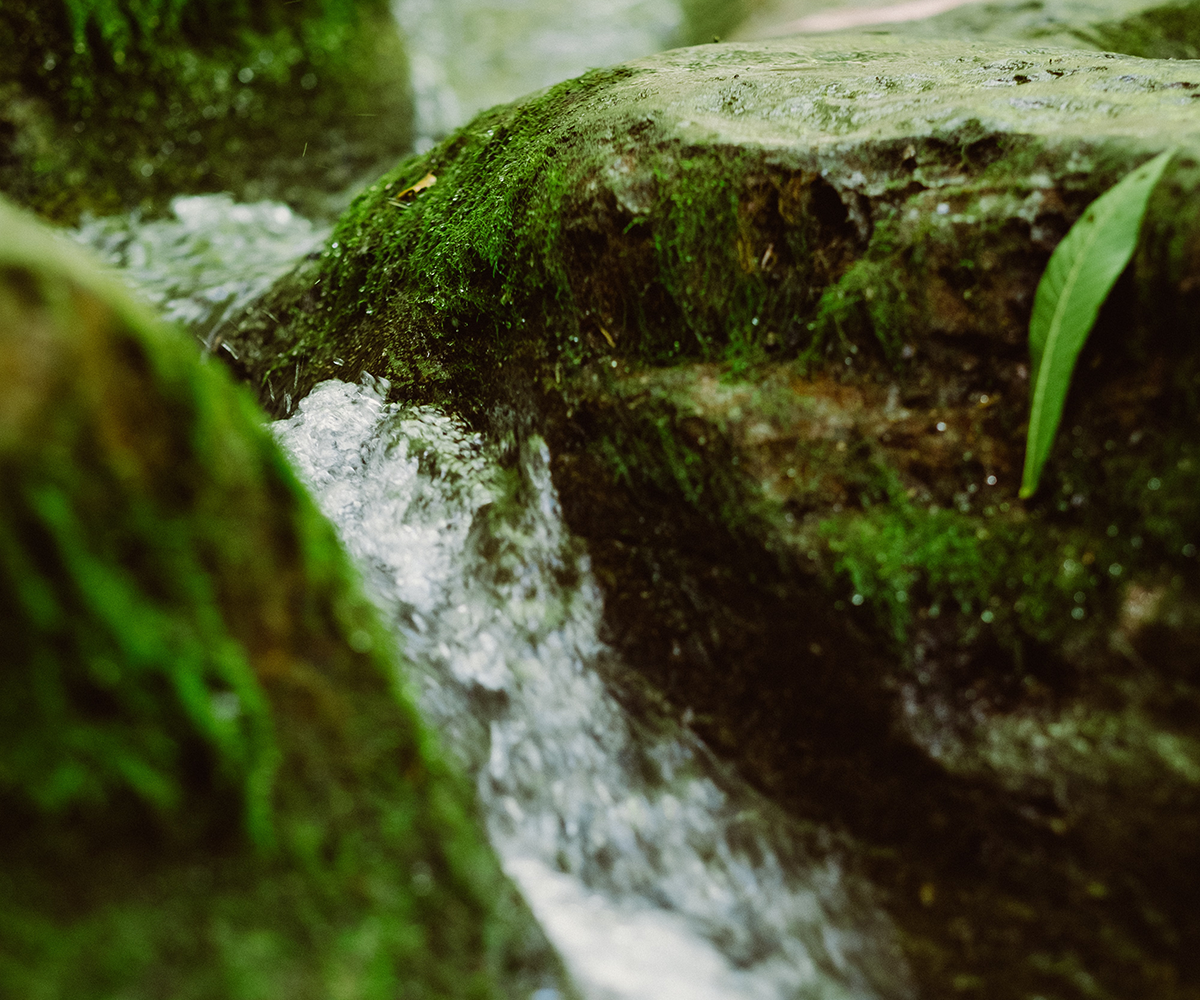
[226,30,1200,1000]
[0,197,564,999]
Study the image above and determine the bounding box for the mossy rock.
[0,0,412,222]
[0,196,566,999]
[858,0,1200,56]
[223,36,1200,1000]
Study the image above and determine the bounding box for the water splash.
[275,376,914,1000]
[71,194,328,345]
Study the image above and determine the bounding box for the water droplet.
[1109,563,1123,576]
[1071,606,1085,620]
[1148,478,1162,491]
[851,593,864,606]
[936,203,950,215]
[211,691,241,720]
[936,421,947,432]
[980,610,994,623]
[986,475,997,486]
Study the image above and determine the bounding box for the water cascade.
[272,378,913,1000]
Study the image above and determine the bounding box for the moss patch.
[0,0,412,222]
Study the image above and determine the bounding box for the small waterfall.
[275,377,913,1000]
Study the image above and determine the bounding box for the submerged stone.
[0,0,413,222]
[225,34,1200,1000]
[0,196,565,999]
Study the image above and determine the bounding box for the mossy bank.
[0,0,412,222]
[0,197,569,999]
[224,30,1200,1000]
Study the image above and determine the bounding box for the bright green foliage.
[1020,149,1173,498]
[61,0,191,49]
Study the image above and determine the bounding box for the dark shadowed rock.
[0,0,413,222]
[223,33,1200,1000]
[0,196,566,1000]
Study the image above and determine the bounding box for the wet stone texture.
[225,27,1200,1000]
[0,198,564,1000]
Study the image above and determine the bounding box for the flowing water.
[68,3,919,995]
[272,378,913,1000]
[73,194,329,349]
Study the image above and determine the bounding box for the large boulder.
[223,30,1200,1000]
[0,196,566,999]
[0,0,412,221]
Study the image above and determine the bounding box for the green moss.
[0,0,412,221]
[1077,0,1200,58]
[234,110,871,416]
[0,197,562,999]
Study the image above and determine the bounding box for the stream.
[70,3,917,996]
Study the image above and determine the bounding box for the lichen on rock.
[0,195,564,999]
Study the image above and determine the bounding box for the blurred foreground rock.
[0,197,564,1000]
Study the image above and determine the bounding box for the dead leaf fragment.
[388,172,437,207]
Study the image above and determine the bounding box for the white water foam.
[72,194,328,345]
[275,376,914,1000]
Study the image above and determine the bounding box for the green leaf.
[1020,149,1174,499]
